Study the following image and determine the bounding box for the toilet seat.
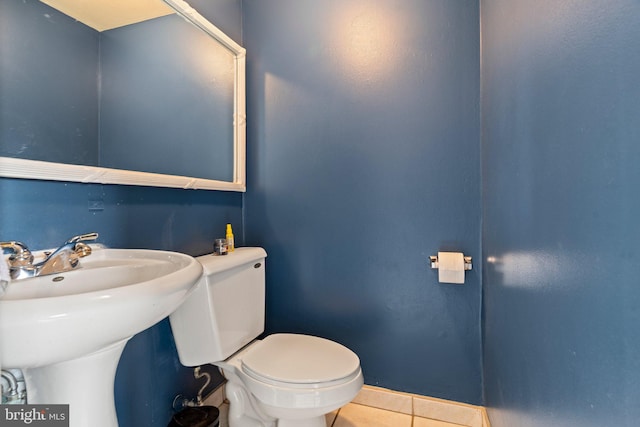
[221,333,364,413]
[240,334,361,387]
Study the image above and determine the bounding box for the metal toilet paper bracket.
[429,255,473,271]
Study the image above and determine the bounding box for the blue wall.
[0,0,99,166]
[482,1,640,426]
[242,0,482,404]
[100,15,235,181]
[9,0,639,424]
[0,1,243,426]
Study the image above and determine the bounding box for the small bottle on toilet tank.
[226,224,235,252]
[213,239,228,255]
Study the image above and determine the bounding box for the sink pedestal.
[24,340,127,427]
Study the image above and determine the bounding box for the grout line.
[349,401,415,416]
[411,396,415,427]
[330,407,340,427]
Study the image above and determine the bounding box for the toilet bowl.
[169,248,363,427]
[221,334,363,427]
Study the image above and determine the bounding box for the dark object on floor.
[168,406,220,427]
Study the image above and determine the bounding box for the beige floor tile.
[326,409,339,426]
[332,403,412,427]
[220,403,340,427]
[413,417,467,427]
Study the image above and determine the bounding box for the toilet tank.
[169,247,267,366]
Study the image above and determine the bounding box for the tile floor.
[217,402,468,427]
[209,384,485,427]
[326,402,468,427]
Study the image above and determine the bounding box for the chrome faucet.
[1,233,99,280]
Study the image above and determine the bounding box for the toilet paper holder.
[429,255,473,271]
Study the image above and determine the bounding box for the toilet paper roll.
[437,252,465,284]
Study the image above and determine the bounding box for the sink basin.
[0,247,203,427]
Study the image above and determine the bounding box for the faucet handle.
[74,242,93,258]
[0,241,34,266]
[65,233,99,245]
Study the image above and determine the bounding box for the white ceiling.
[40,0,175,32]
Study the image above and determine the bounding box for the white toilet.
[169,247,363,427]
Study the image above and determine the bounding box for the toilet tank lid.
[196,247,267,275]
[241,334,361,384]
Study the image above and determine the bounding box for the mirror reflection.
[0,0,243,186]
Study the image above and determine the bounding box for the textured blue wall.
[100,15,235,181]
[243,0,482,404]
[482,1,640,426]
[187,0,242,45]
[14,0,640,423]
[0,1,243,426]
[0,0,99,166]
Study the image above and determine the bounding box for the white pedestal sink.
[0,247,203,427]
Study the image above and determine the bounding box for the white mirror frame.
[0,0,246,192]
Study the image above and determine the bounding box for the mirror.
[0,0,246,191]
